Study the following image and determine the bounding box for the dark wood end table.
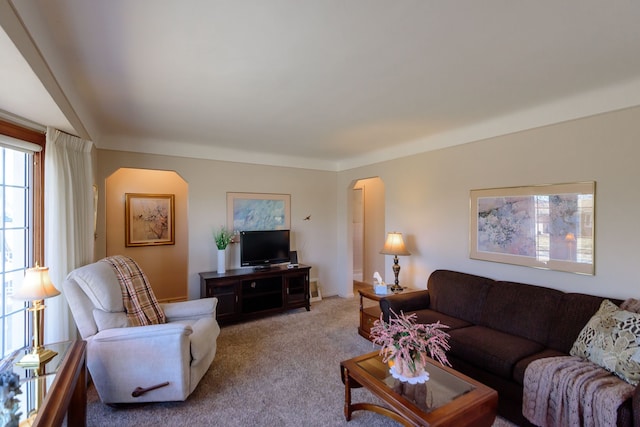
[358,286,419,341]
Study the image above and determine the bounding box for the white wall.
[338,106,640,299]
[97,105,640,301]
[96,151,338,300]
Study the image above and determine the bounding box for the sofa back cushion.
[480,281,563,344]
[547,292,620,353]
[427,270,493,324]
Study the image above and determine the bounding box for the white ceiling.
[2,1,640,170]
[0,25,73,135]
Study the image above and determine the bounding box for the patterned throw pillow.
[621,298,640,314]
[570,299,640,386]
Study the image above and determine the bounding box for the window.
[0,146,32,357]
[0,120,45,359]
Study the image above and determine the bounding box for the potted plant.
[213,226,234,273]
[370,310,450,383]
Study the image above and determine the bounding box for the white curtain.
[44,127,94,343]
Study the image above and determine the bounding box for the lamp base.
[389,284,404,293]
[390,255,403,292]
[16,347,58,368]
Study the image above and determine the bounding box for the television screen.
[240,230,290,269]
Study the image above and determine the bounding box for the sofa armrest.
[633,382,640,426]
[87,323,194,403]
[161,297,218,321]
[92,323,193,342]
[379,290,430,322]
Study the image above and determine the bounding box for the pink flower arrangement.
[370,310,451,374]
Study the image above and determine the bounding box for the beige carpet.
[86,295,519,426]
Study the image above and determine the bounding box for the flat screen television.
[240,230,290,269]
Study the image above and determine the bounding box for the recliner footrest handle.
[132,381,170,397]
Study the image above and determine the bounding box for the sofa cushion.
[546,293,610,353]
[411,308,472,331]
[480,281,563,345]
[427,270,493,324]
[68,261,124,312]
[570,299,640,386]
[449,325,545,378]
[512,348,567,385]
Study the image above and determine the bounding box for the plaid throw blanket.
[102,255,166,326]
[523,356,633,427]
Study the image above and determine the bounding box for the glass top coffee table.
[340,351,497,427]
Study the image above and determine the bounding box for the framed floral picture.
[470,182,595,274]
[125,193,175,246]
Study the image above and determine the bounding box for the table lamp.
[380,232,411,292]
[12,264,61,367]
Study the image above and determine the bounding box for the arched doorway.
[105,168,188,302]
[352,177,385,291]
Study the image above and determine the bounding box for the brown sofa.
[379,269,638,426]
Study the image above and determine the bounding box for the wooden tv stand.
[199,264,311,325]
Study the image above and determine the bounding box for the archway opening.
[351,177,385,293]
[105,168,188,302]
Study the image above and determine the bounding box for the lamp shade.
[12,265,60,301]
[380,232,411,256]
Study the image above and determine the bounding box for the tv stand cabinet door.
[285,268,310,311]
[201,277,239,324]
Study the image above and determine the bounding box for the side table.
[358,286,418,340]
[1,340,87,426]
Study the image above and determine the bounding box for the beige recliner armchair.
[62,258,220,403]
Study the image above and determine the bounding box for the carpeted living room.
[84,294,516,427]
[2,2,640,427]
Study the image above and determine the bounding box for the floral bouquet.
[370,310,450,379]
[213,226,234,250]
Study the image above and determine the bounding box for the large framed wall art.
[470,182,595,275]
[227,192,291,231]
[125,193,175,246]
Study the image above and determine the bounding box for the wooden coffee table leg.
[342,366,353,421]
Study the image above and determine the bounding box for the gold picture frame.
[470,182,595,275]
[125,193,175,247]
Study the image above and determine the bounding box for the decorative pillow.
[93,309,129,331]
[570,299,640,385]
[621,298,640,314]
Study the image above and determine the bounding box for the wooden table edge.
[33,340,87,427]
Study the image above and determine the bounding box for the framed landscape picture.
[227,192,290,231]
[470,182,595,274]
[125,193,175,246]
